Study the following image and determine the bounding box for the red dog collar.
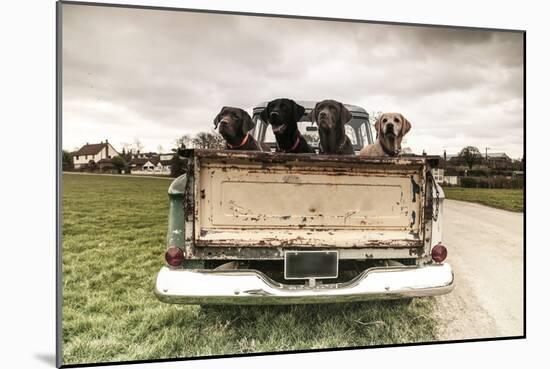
[226,133,250,149]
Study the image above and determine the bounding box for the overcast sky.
[62,4,524,158]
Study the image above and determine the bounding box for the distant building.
[431,168,458,186]
[431,168,445,184]
[129,153,174,175]
[484,152,512,169]
[72,140,120,169]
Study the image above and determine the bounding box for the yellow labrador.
[359,113,411,156]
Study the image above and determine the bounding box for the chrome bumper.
[154,263,454,305]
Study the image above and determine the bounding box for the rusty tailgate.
[190,150,428,249]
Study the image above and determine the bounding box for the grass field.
[443,187,524,212]
[62,173,439,365]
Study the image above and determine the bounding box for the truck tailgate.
[191,151,430,248]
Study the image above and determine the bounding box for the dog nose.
[269,111,279,118]
[219,119,229,125]
[386,123,394,130]
[319,111,328,119]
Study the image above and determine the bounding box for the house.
[430,168,458,186]
[129,153,174,175]
[431,168,445,184]
[443,175,458,185]
[484,152,512,169]
[72,140,120,169]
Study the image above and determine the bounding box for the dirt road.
[434,199,524,340]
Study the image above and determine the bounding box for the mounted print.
[57,1,525,367]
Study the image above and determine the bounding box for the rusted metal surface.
[191,245,424,260]
[173,149,440,260]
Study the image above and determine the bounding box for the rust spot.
[200,189,206,199]
[309,207,316,213]
[409,247,425,257]
[280,215,291,220]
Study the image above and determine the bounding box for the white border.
[2,1,547,369]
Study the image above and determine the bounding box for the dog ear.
[308,102,319,123]
[241,109,255,134]
[260,103,270,123]
[374,114,384,138]
[339,102,352,127]
[400,114,411,136]
[293,101,305,122]
[213,106,227,129]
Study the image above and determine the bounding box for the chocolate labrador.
[213,106,263,151]
[309,99,355,155]
[260,98,315,153]
[359,113,411,156]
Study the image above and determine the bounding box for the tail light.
[165,246,184,266]
[431,244,447,263]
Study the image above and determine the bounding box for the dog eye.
[394,118,400,123]
[382,118,388,123]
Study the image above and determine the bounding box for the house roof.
[486,152,509,158]
[74,143,108,156]
[131,155,174,166]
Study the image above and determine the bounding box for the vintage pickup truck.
[154,102,454,305]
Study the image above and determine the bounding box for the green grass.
[62,173,438,365]
[443,187,524,212]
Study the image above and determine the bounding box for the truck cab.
[251,100,373,153]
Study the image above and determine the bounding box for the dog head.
[374,113,411,140]
[309,99,352,135]
[213,106,255,142]
[260,98,305,135]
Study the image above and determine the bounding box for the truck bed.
[182,150,439,255]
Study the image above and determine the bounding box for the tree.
[111,156,126,174]
[175,134,193,150]
[62,150,73,170]
[192,132,225,150]
[133,138,145,153]
[458,146,482,170]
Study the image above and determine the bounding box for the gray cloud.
[62,4,524,158]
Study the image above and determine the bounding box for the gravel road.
[434,199,524,340]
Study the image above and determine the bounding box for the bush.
[460,176,524,189]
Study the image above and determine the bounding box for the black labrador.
[309,99,355,155]
[260,98,315,153]
[213,107,263,151]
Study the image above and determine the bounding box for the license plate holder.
[284,250,339,280]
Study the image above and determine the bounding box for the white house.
[443,175,458,185]
[431,168,445,184]
[130,153,174,175]
[72,140,120,169]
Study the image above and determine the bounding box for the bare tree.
[175,134,193,150]
[458,146,482,170]
[133,138,145,153]
[192,131,225,150]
